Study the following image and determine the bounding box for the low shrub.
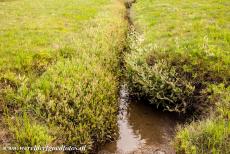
[125,30,195,112]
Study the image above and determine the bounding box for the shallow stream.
[99,84,181,154]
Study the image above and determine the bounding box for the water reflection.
[100,84,180,154]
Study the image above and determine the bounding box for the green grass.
[125,0,230,153]
[174,85,230,153]
[175,118,230,154]
[126,0,229,111]
[0,0,127,152]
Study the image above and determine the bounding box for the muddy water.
[99,84,180,154]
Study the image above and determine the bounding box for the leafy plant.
[7,113,53,147]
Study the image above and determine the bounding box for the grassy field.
[126,0,230,153]
[0,0,127,152]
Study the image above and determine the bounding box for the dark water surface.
[99,84,180,154]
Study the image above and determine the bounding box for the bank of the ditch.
[0,0,128,153]
[124,0,230,153]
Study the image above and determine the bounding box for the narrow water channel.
[99,84,180,154]
[99,1,181,153]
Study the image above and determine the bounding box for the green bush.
[125,30,195,112]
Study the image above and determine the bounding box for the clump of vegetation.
[175,118,229,154]
[0,0,127,152]
[126,29,195,112]
[7,113,53,147]
[125,0,230,153]
[174,85,230,153]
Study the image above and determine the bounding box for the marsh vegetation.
[0,0,229,153]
